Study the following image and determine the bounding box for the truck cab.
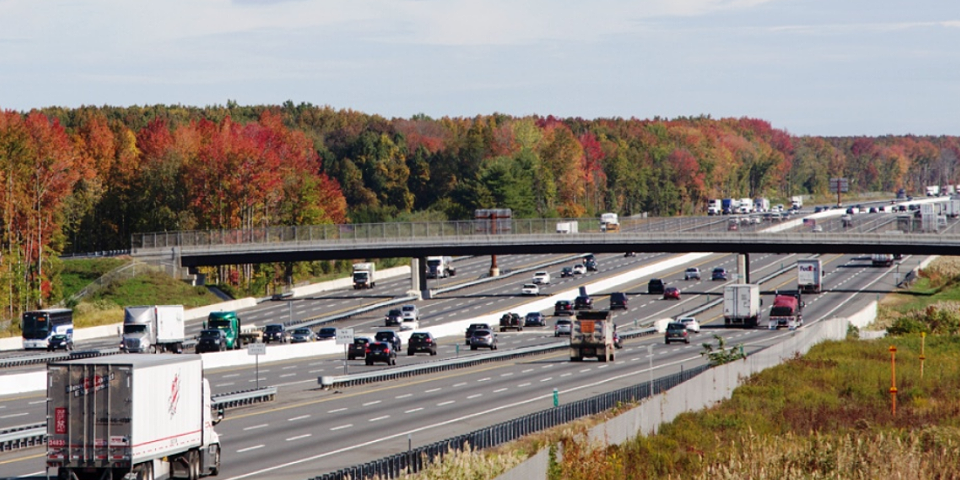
[205,311,241,350]
[768,293,803,330]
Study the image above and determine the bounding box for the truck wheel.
[390,358,396,366]
[610,353,615,361]
[210,444,221,476]
[408,350,414,356]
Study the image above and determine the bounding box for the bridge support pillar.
[409,258,425,300]
[738,253,750,284]
[489,255,500,277]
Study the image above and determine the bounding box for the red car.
[663,286,681,300]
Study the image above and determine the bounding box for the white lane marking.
[223,374,240,378]
[308,369,324,373]
[467,394,482,399]
[453,382,467,387]
[522,369,534,373]
[501,372,514,377]
[362,400,382,407]
[579,369,591,373]
[560,373,572,377]
[598,365,609,369]
[1,413,28,419]
[286,434,311,441]
[216,382,235,387]
[477,377,491,382]
[330,424,352,431]
[405,408,424,414]
[494,388,508,393]
[541,364,553,369]
[425,388,441,393]
[369,415,390,422]
[328,408,348,413]
[437,400,455,406]
[282,365,297,370]
[237,445,264,453]
[280,373,296,378]
[540,377,553,382]
[243,424,268,431]
[395,394,412,399]
[518,383,531,387]
[288,415,310,422]
[28,400,47,405]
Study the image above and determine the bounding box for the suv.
[711,267,728,281]
[196,329,227,353]
[524,312,546,327]
[560,267,574,278]
[554,318,573,337]
[532,271,551,285]
[648,278,665,294]
[263,324,289,344]
[585,258,598,272]
[348,337,372,360]
[384,309,403,327]
[316,327,337,341]
[665,322,690,344]
[374,330,402,351]
[469,329,498,350]
[554,300,575,316]
[465,323,491,345]
[684,267,701,281]
[365,341,397,366]
[574,294,593,310]
[401,304,420,322]
[609,292,628,310]
[407,332,437,356]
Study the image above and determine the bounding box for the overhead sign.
[335,328,354,345]
[247,342,266,356]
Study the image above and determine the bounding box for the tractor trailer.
[121,305,186,354]
[797,259,822,294]
[723,284,761,328]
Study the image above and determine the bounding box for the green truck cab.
[205,311,242,350]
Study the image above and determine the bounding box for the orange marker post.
[920,332,926,380]
[889,345,898,416]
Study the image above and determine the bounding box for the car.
[572,264,586,275]
[263,324,289,344]
[583,254,596,264]
[365,341,397,366]
[195,329,227,353]
[469,329,498,350]
[812,225,823,233]
[624,252,636,257]
[574,294,593,310]
[348,337,372,360]
[814,206,825,213]
[384,308,403,327]
[524,312,547,327]
[271,291,293,301]
[648,278,665,294]
[316,327,337,341]
[532,271,551,285]
[465,323,492,344]
[712,267,728,281]
[560,267,575,278]
[773,204,784,213]
[554,318,573,336]
[554,300,575,316]
[585,258,598,272]
[48,333,73,351]
[407,332,438,356]
[869,206,879,214]
[289,327,316,343]
[521,283,540,296]
[400,317,419,331]
[663,286,681,300]
[678,317,701,333]
[400,304,420,321]
[684,267,701,281]
[609,292,628,310]
[665,322,690,344]
[374,330,402,351]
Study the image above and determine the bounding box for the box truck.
[599,213,620,232]
[121,305,186,354]
[352,262,376,289]
[46,355,222,480]
[797,259,822,293]
[723,284,761,328]
[556,221,579,234]
[707,199,722,216]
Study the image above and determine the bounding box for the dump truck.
[46,354,222,480]
[121,305,186,354]
[797,259,822,294]
[723,284,761,328]
[570,310,615,362]
[600,213,620,232]
[768,290,804,330]
[353,262,376,289]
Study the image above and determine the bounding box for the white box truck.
[352,262,376,289]
[797,259,822,293]
[426,256,456,279]
[599,213,620,232]
[122,305,186,354]
[723,284,761,328]
[46,355,222,480]
[707,199,722,216]
[791,196,803,209]
[556,221,579,234]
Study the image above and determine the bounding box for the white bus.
[22,308,73,350]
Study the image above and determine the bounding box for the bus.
[22,308,73,350]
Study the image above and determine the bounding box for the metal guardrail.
[319,328,657,390]
[310,363,712,480]
[0,387,278,452]
[0,348,122,369]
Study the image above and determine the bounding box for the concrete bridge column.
[738,253,750,284]
[408,258,425,300]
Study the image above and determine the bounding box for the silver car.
[554,319,572,337]
[469,329,498,350]
[290,327,316,343]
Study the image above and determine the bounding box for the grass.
[59,257,130,300]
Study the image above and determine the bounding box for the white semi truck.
[121,305,187,354]
[352,262,376,289]
[723,284,761,328]
[426,256,456,279]
[797,259,822,294]
[46,355,222,480]
[599,213,620,232]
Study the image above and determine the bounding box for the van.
[610,292,628,310]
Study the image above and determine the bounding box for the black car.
[365,341,397,366]
[624,252,636,257]
[560,267,574,278]
[465,323,492,344]
[648,278,665,294]
[585,258,598,272]
[384,309,403,327]
[263,324,289,344]
[574,294,593,310]
[554,300,575,316]
[524,312,546,327]
[712,268,728,281]
[316,327,337,341]
[374,330,402,351]
[609,292,628,310]
[408,332,437,356]
[348,337,372,360]
[196,329,227,353]
[48,334,73,351]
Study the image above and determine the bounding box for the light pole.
[895,261,901,287]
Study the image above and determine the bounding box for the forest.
[1,102,959,324]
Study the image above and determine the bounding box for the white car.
[400,318,419,331]
[521,283,540,296]
[678,316,701,333]
[684,267,701,281]
[401,304,420,321]
[572,264,587,275]
[532,271,551,285]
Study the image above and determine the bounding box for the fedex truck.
[797,259,822,293]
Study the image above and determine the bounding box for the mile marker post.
[920,332,926,379]
[889,345,898,416]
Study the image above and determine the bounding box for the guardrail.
[0,348,122,369]
[309,363,713,480]
[319,328,657,390]
[0,387,278,452]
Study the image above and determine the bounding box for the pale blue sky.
[1,0,957,136]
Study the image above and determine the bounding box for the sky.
[0,0,957,136]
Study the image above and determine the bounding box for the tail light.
[384,348,390,353]
[425,339,432,343]
[365,347,371,354]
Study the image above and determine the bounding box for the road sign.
[829,177,849,193]
[336,328,355,345]
[247,342,266,356]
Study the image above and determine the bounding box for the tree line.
[1,102,958,322]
